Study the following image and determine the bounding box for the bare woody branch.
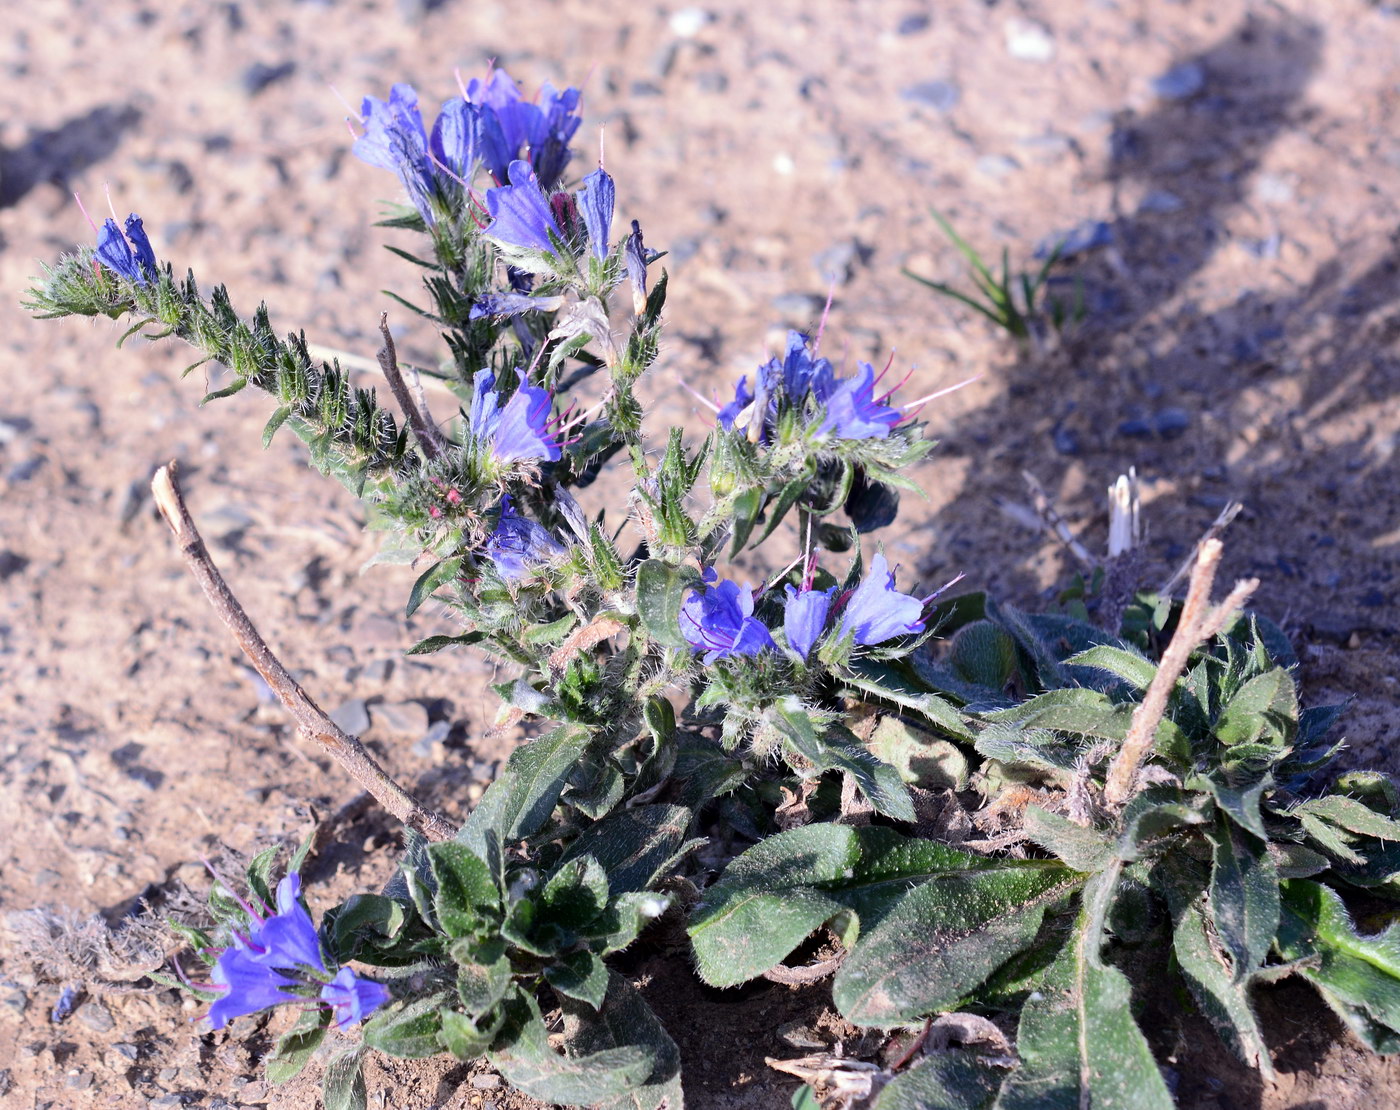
[151,462,456,842]
[376,313,448,461]
[1102,538,1259,811]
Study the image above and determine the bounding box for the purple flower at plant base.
[320,967,392,1030]
[485,160,563,255]
[206,947,301,1031]
[353,83,437,222]
[241,873,325,973]
[469,369,562,463]
[784,585,835,660]
[679,570,776,664]
[95,215,157,286]
[839,552,926,645]
[485,496,567,579]
[814,362,902,441]
[576,168,615,260]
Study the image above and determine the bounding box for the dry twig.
[151,462,456,842]
[376,312,448,460]
[1021,470,1095,569]
[1102,539,1258,810]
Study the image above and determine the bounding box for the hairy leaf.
[1207,821,1280,981]
[556,804,696,894]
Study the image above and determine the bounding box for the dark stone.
[1154,407,1191,438]
[1152,62,1206,101]
[1360,589,1388,608]
[0,551,27,580]
[1116,418,1153,438]
[1052,425,1080,456]
[240,61,295,97]
[897,12,930,34]
[76,1001,114,1033]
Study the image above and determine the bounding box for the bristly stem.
[376,313,448,461]
[1102,538,1259,811]
[151,461,456,842]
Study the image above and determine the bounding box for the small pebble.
[975,154,1020,180]
[67,1071,94,1090]
[1138,189,1183,213]
[113,1042,141,1061]
[76,1000,115,1032]
[668,6,710,37]
[1152,62,1205,101]
[1004,18,1055,61]
[329,699,371,736]
[7,457,45,483]
[1052,425,1080,456]
[0,980,26,1014]
[362,658,394,683]
[896,12,930,35]
[374,701,429,737]
[0,551,28,581]
[1116,418,1152,439]
[412,719,452,758]
[812,241,860,285]
[471,1073,503,1090]
[900,80,959,112]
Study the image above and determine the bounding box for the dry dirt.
[2,0,1398,1107]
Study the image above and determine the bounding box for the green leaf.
[868,716,970,790]
[322,1048,367,1110]
[771,698,914,822]
[635,560,696,651]
[460,725,593,874]
[1295,796,1400,843]
[490,992,656,1105]
[874,1054,1003,1110]
[265,1008,330,1084]
[841,658,975,741]
[688,824,859,987]
[540,854,612,930]
[1215,668,1297,747]
[405,631,486,656]
[262,405,293,448]
[331,893,408,962]
[834,863,1078,1026]
[428,841,501,938]
[1197,766,1271,839]
[563,973,684,1110]
[545,949,611,1010]
[1063,644,1157,691]
[361,994,448,1059]
[1208,821,1280,981]
[995,867,1174,1110]
[556,805,696,894]
[1173,894,1274,1075]
[1023,807,1114,873]
[244,845,280,909]
[452,936,514,1014]
[440,1007,503,1061]
[200,376,248,405]
[983,688,1134,742]
[405,556,463,618]
[1278,880,1400,1050]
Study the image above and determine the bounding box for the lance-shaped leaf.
[1175,894,1274,1075]
[428,842,501,939]
[556,804,697,894]
[983,687,1135,742]
[322,1048,367,1110]
[771,698,914,822]
[840,658,975,741]
[361,993,450,1059]
[635,559,698,651]
[1294,795,1400,843]
[1023,807,1115,873]
[1063,644,1157,692]
[265,1008,331,1084]
[834,864,1079,1026]
[1277,879,1400,1051]
[995,866,1174,1110]
[875,1054,1004,1110]
[490,991,657,1105]
[561,973,684,1110]
[1207,820,1280,981]
[1214,667,1297,748]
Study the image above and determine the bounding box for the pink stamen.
[72,192,100,234]
[427,148,471,191]
[454,67,469,100]
[899,373,983,411]
[812,282,837,354]
[758,549,809,598]
[598,124,606,171]
[202,858,267,922]
[921,571,967,606]
[679,378,722,414]
[103,182,119,224]
[328,83,359,122]
[871,349,898,386]
[876,365,917,405]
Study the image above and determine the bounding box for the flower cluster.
[680,553,926,664]
[485,495,567,580]
[481,160,615,265]
[353,69,583,224]
[717,330,904,443]
[468,367,562,465]
[94,214,158,286]
[203,873,389,1032]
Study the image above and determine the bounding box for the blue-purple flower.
[485,496,567,579]
[679,570,776,663]
[202,871,389,1032]
[207,948,300,1030]
[429,96,484,182]
[468,291,564,320]
[485,160,563,255]
[783,585,835,660]
[353,83,437,222]
[469,369,562,463]
[814,362,902,441]
[576,168,615,260]
[625,220,649,312]
[465,71,583,189]
[839,552,925,644]
[95,215,158,286]
[776,330,836,402]
[321,967,393,1030]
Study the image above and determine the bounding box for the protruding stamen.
[900,373,982,411]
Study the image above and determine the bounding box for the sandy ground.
[2,0,1399,1106]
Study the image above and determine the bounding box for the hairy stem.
[377,313,448,461]
[151,462,456,842]
[1102,539,1259,811]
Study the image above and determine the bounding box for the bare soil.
[2,0,1398,1107]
